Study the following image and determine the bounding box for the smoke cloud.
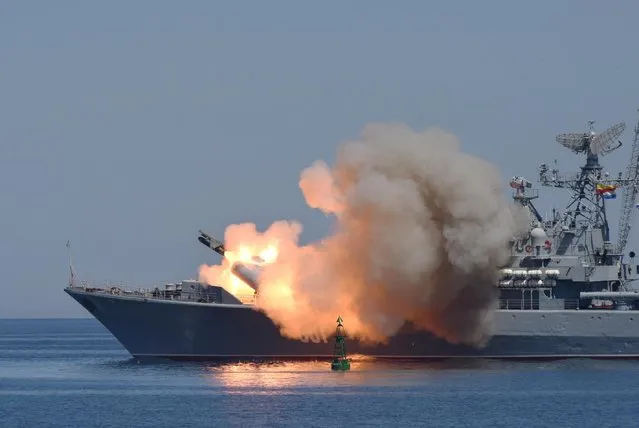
[199,122,527,347]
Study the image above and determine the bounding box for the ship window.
[543,290,551,298]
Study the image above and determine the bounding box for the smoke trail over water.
[199,123,527,347]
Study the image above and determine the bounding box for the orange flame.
[199,239,285,299]
[197,221,370,341]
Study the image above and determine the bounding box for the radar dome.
[530,227,547,247]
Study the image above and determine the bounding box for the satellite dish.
[556,121,625,157]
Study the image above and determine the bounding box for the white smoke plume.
[199,122,527,347]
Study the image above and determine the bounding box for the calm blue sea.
[1,319,638,427]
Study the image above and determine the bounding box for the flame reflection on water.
[200,356,501,394]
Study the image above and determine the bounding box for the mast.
[539,120,627,258]
[616,112,639,255]
[66,240,77,288]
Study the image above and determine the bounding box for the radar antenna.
[591,122,626,156]
[540,120,629,246]
[556,121,625,157]
[617,112,639,254]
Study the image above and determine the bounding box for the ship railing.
[142,289,221,304]
[499,298,579,310]
[499,298,539,310]
[71,280,150,295]
[70,280,223,304]
[72,280,148,291]
[512,188,539,199]
[540,172,581,186]
[563,299,579,310]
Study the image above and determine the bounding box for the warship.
[65,113,639,360]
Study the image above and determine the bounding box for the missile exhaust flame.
[198,123,527,347]
[230,262,262,291]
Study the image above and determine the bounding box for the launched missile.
[198,229,264,291]
[230,262,263,291]
[198,229,266,264]
[198,229,225,256]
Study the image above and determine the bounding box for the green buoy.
[331,316,351,371]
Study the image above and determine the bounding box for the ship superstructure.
[65,112,639,360]
[500,116,639,313]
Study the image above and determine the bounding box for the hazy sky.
[2,1,639,317]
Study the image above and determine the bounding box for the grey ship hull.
[66,288,639,359]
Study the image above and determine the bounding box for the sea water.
[0,319,638,427]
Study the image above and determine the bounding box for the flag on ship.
[595,184,617,195]
[595,183,617,197]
